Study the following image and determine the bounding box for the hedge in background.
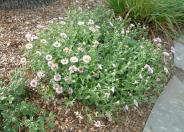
[0,0,55,9]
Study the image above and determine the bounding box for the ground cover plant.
[23,6,168,116]
[0,70,55,131]
[107,0,184,39]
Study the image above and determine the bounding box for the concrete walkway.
[144,37,184,132]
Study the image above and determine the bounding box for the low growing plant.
[25,7,167,114]
[0,70,55,131]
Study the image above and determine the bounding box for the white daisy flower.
[61,58,69,65]
[77,47,84,52]
[77,21,85,26]
[36,51,42,56]
[54,74,61,81]
[156,43,162,48]
[40,39,48,45]
[51,63,58,70]
[31,35,38,41]
[87,19,94,25]
[156,78,161,82]
[69,65,78,73]
[129,23,135,28]
[20,57,27,65]
[55,87,63,94]
[63,47,72,53]
[153,37,162,43]
[89,27,98,33]
[47,61,53,67]
[82,55,91,63]
[37,71,45,79]
[68,87,73,95]
[53,83,60,90]
[60,32,68,39]
[64,76,72,83]
[25,43,33,49]
[78,67,84,73]
[70,56,79,63]
[53,41,61,48]
[30,79,38,88]
[45,54,52,61]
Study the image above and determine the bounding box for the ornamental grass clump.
[24,7,167,113]
[107,0,184,39]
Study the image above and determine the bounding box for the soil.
[29,90,152,132]
[0,0,153,131]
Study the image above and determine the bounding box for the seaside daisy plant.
[24,7,168,113]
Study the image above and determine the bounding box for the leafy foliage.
[107,0,184,38]
[25,7,167,113]
[0,70,55,131]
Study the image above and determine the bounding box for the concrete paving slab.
[176,35,184,44]
[174,42,184,71]
[175,67,184,84]
[144,76,184,132]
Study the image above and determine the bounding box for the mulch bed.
[0,0,153,131]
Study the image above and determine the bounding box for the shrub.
[107,0,184,38]
[0,0,56,9]
[25,7,167,113]
[0,70,55,131]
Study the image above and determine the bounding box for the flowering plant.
[25,7,167,113]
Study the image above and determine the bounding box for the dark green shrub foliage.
[0,0,56,9]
